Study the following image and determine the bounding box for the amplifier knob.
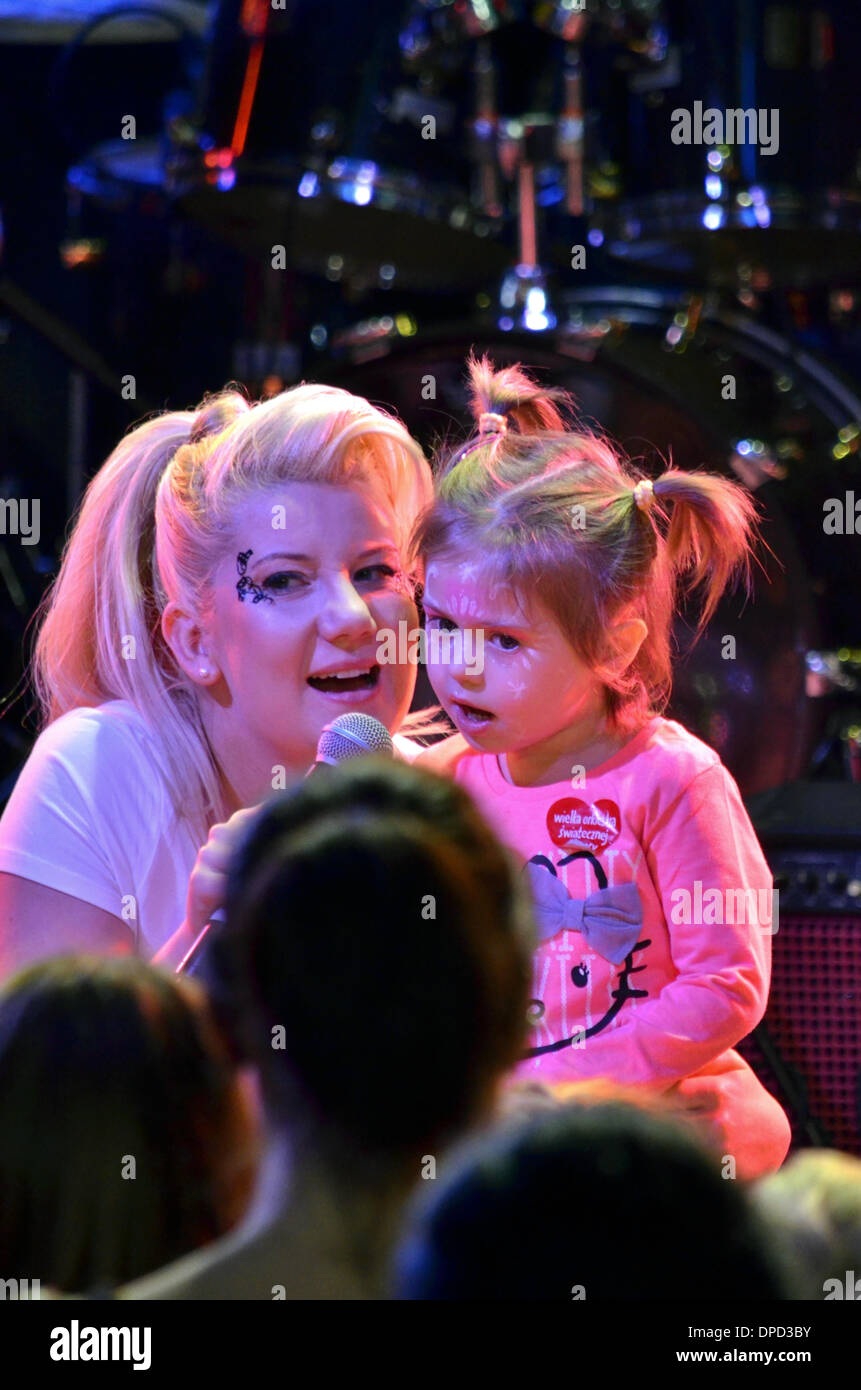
[795,870,818,892]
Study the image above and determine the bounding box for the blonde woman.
[0,385,434,975]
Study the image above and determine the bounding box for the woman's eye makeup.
[235,550,404,602]
[235,549,274,605]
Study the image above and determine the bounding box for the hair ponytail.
[648,468,760,633]
[30,391,250,835]
[466,353,569,437]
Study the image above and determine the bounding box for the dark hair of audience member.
[204,758,534,1172]
[0,956,257,1293]
[753,1149,861,1299]
[391,1102,792,1300]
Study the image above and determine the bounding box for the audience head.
[203,758,535,1171]
[391,1101,790,1299]
[0,956,257,1293]
[754,1149,861,1299]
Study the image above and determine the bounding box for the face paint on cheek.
[235,549,274,605]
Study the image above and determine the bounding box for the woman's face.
[190,482,418,793]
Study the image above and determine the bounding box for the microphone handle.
[304,759,336,780]
[176,908,226,976]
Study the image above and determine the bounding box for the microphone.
[177,713,394,974]
[306,712,394,778]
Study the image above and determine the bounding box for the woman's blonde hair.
[31,383,433,845]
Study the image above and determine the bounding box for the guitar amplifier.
[739,782,861,1156]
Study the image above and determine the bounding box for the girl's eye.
[492,633,520,651]
[263,571,308,592]
[426,615,458,632]
[355,563,398,584]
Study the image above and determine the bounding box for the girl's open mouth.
[453,700,495,727]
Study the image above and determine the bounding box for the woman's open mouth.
[307,664,381,699]
[452,700,495,729]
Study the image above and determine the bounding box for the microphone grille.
[317,712,394,765]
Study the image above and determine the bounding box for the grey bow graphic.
[525,860,643,964]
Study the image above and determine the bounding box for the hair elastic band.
[477,411,509,439]
[633,478,656,512]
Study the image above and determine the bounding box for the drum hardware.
[399,1,667,62]
[590,0,861,288]
[0,2,208,47]
[399,0,523,57]
[48,2,204,160]
[467,40,504,220]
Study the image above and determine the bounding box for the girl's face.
[187,483,418,794]
[421,554,609,773]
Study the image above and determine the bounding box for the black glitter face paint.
[391,568,415,600]
[236,549,274,604]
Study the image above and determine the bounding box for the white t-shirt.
[0,700,422,958]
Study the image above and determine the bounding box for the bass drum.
[326,288,861,796]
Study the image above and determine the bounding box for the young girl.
[414,356,791,1179]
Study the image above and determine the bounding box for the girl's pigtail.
[466,353,569,435]
[647,469,762,632]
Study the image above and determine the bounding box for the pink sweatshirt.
[418,716,790,1173]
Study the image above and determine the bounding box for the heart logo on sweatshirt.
[546,798,621,854]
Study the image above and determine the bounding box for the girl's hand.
[660,1075,723,1150]
[185,806,261,938]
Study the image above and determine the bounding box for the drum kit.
[13,0,861,791]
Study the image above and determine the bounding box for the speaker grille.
[737,915,861,1156]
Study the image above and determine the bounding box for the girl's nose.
[449,649,484,689]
